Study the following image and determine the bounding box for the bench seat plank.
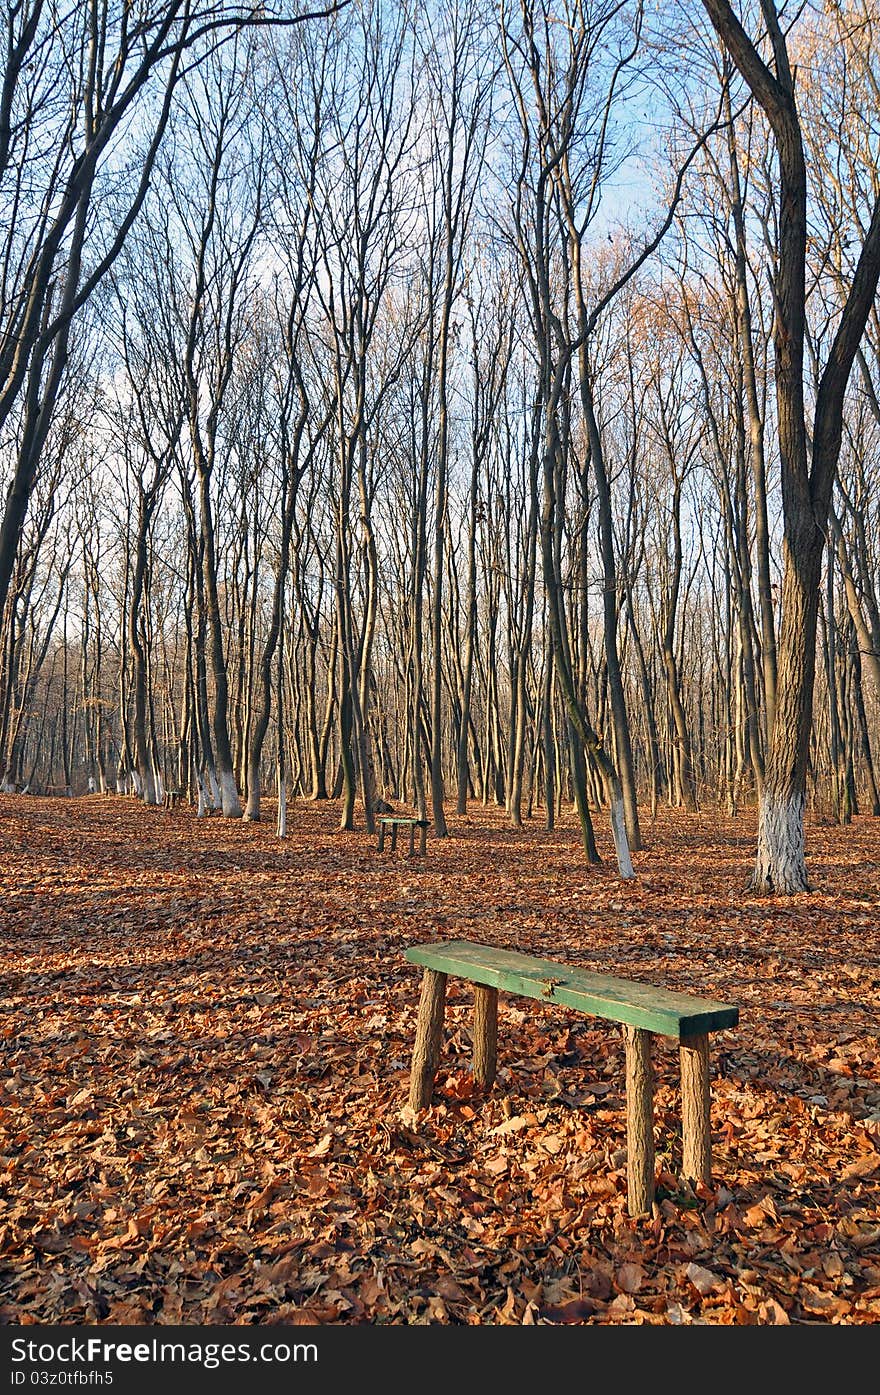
[405,939,738,1040]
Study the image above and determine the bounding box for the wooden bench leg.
[680,1033,712,1185]
[378,823,385,851]
[391,824,398,851]
[408,969,447,1110]
[623,1025,655,1217]
[408,823,415,856]
[472,984,498,1088]
[419,823,427,856]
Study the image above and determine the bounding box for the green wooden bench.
[378,815,429,857]
[163,787,184,810]
[404,939,739,1217]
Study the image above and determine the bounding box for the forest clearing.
[2,794,878,1327]
[6,0,880,1346]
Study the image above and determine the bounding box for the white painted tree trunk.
[205,765,221,809]
[753,792,808,893]
[219,767,241,818]
[244,760,260,821]
[277,780,287,839]
[609,791,635,880]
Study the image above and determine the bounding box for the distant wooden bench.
[404,939,738,1217]
[378,815,429,857]
[163,787,184,810]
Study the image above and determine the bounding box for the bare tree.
[701,0,880,890]
[0,2,341,636]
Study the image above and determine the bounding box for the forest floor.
[1,792,879,1327]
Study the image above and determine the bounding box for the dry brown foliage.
[1,794,878,1325]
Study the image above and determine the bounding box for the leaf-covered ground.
[1,793,879,1326]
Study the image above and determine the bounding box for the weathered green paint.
[405,940,738,1040]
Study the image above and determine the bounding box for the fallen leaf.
[616,1263,645,1294]
[685,1262,724,1297]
